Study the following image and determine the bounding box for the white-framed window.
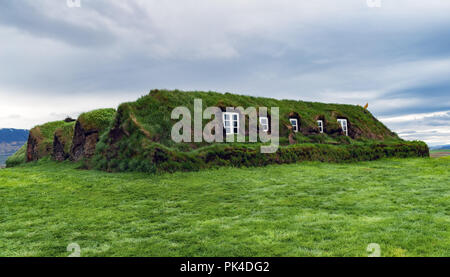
[337,119,348,136]
[317,120,324,133]
[289,118,299,132]
[259,117,269,132]
[223,112,239,135]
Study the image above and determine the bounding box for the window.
[317,120,324,133]
[289,118,298,132]
[223,112,239,135]
[259,117,269,132]
[337,119,348,136]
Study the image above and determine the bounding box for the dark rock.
[26,133,39,162]
[64,117,76,123]
[53,134,67,161]
[70,121,100,161]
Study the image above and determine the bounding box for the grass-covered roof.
[113,89,398,148]
[77,108,116,133]
[91,90,426,173]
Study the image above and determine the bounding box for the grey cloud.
[0,0,450,144]
[381,110,450,145]
[0,0,116,47]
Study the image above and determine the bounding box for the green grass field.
[0,157,448,257]
[430,149,450,153]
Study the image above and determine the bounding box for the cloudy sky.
[0,0,449,146]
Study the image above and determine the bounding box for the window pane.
[224,114,230,120]
[233,114,238,120]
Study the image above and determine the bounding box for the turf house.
[7,90,429,173]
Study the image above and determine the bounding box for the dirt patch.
[430,152,450,158]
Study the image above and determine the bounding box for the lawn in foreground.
[0,157,448,257]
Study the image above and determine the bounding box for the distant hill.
[0,128,29,143]
[430,144,450,150]
[0,128,29,165]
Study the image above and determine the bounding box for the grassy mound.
[5,144,27,167]
[71,108,116,161]
[27,121,75,162]
[92,90,427,173]
[77,108,116,133]
[95,139,428,173]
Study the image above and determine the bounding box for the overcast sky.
[0,0,449,146]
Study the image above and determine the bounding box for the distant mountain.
[0,128,29,143]
[0,128,29,165]
[430,144,450,150]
